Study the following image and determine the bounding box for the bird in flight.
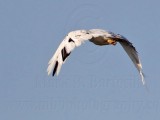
[47,29,145,85]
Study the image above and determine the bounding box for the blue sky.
[0,0,160,120]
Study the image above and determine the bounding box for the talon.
[112,41,117,45]
[108,39,117,45]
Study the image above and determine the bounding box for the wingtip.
[47,67,52,76]
[140,71,145,85]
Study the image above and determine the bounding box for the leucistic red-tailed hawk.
[47,29,145,85]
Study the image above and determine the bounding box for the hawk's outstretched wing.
[116,35,145,85]
[47,30,92,76]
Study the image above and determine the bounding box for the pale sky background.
[0,0,160,120]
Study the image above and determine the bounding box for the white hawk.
[47,29,145,85]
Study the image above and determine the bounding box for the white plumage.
[47,29,145,85]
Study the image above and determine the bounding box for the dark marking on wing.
[117,39,137,53]
[118,38,139,64]
[68,38,74,42]
[52,61,58,76]
[61,47,71,61]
